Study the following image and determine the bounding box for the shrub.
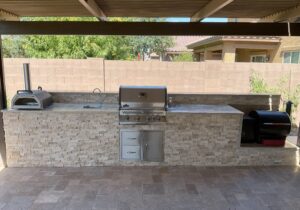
[250,71,300,123]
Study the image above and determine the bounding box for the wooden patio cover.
[0,0,299,36]
[1,0,300,22]
[0,0,299,107]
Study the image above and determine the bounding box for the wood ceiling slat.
[214,0,300,18]
[0,0,299,18]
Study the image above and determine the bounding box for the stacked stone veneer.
[50,92,281,115]
[3,109,298,167]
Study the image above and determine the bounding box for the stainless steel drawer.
[121,146,141,160]
[121,131,141,146]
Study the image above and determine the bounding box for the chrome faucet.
[83,88,103,109]
[93,88,102,94]
[93,88,104,105]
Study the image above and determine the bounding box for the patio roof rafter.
[0,8,19,21]
[260,5,300,22]
[191,0,234,22]
[78,0,107,21]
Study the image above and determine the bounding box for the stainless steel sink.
[83,103,118,109]
[83,104,102,109]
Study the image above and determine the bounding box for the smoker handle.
[17,90,33,94]
[263,123,291,126]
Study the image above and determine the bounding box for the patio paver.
[0,166,300,210]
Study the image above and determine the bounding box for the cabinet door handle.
[145,144,148,150]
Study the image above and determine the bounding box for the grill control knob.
[126,116,130,121]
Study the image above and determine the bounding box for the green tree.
[2,36,26,58]
[250,71,300,123]
[2,17,175,60]
[173,53,194,62]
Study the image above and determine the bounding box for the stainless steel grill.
[119,86,167,125]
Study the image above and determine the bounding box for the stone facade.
[51,92,281,115]
[3,106,298,167]
[3,111,119,167]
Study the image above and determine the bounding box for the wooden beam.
[0,9,19,21]
[0,21,294,36]
[260,6,300,22]
[290,23,300,36]
[78,0,107,21]
[191,0,234,22]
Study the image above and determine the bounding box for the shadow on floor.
[0,137,7,168]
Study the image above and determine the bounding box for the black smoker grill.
[244,110,292,146]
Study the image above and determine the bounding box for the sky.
[167,17,228,22]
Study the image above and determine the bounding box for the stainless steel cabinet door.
[142,131,164,162]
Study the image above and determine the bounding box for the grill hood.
[119,86,167,110]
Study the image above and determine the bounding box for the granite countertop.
[4,103,243,115]
[167,104,243,114]
[4,103,119,113]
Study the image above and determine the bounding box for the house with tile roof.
[187,36,300,63]
[147,36,208,61]
[162,36,209,61]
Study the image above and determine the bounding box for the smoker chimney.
[286,101,293,116]
[23,63,31,92]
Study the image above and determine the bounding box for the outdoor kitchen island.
[3,98,298,167]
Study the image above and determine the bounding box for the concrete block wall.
[4,58,104,103]
[4,58,300,96]
[3,58,300,123]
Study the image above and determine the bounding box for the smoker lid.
[249,110,291,124]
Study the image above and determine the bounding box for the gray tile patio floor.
[0,166,300,210]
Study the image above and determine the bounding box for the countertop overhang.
[4,103,243,115]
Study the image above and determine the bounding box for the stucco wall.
[236,49,270,62]
[272,37,300,63]
[192,37,300,63]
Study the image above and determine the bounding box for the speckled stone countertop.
[4,103,243,114]
[167,104,242,114]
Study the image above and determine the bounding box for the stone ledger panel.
[3,109,298,167]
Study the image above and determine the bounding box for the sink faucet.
[93,88,102,94]
[92,88,104,105]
